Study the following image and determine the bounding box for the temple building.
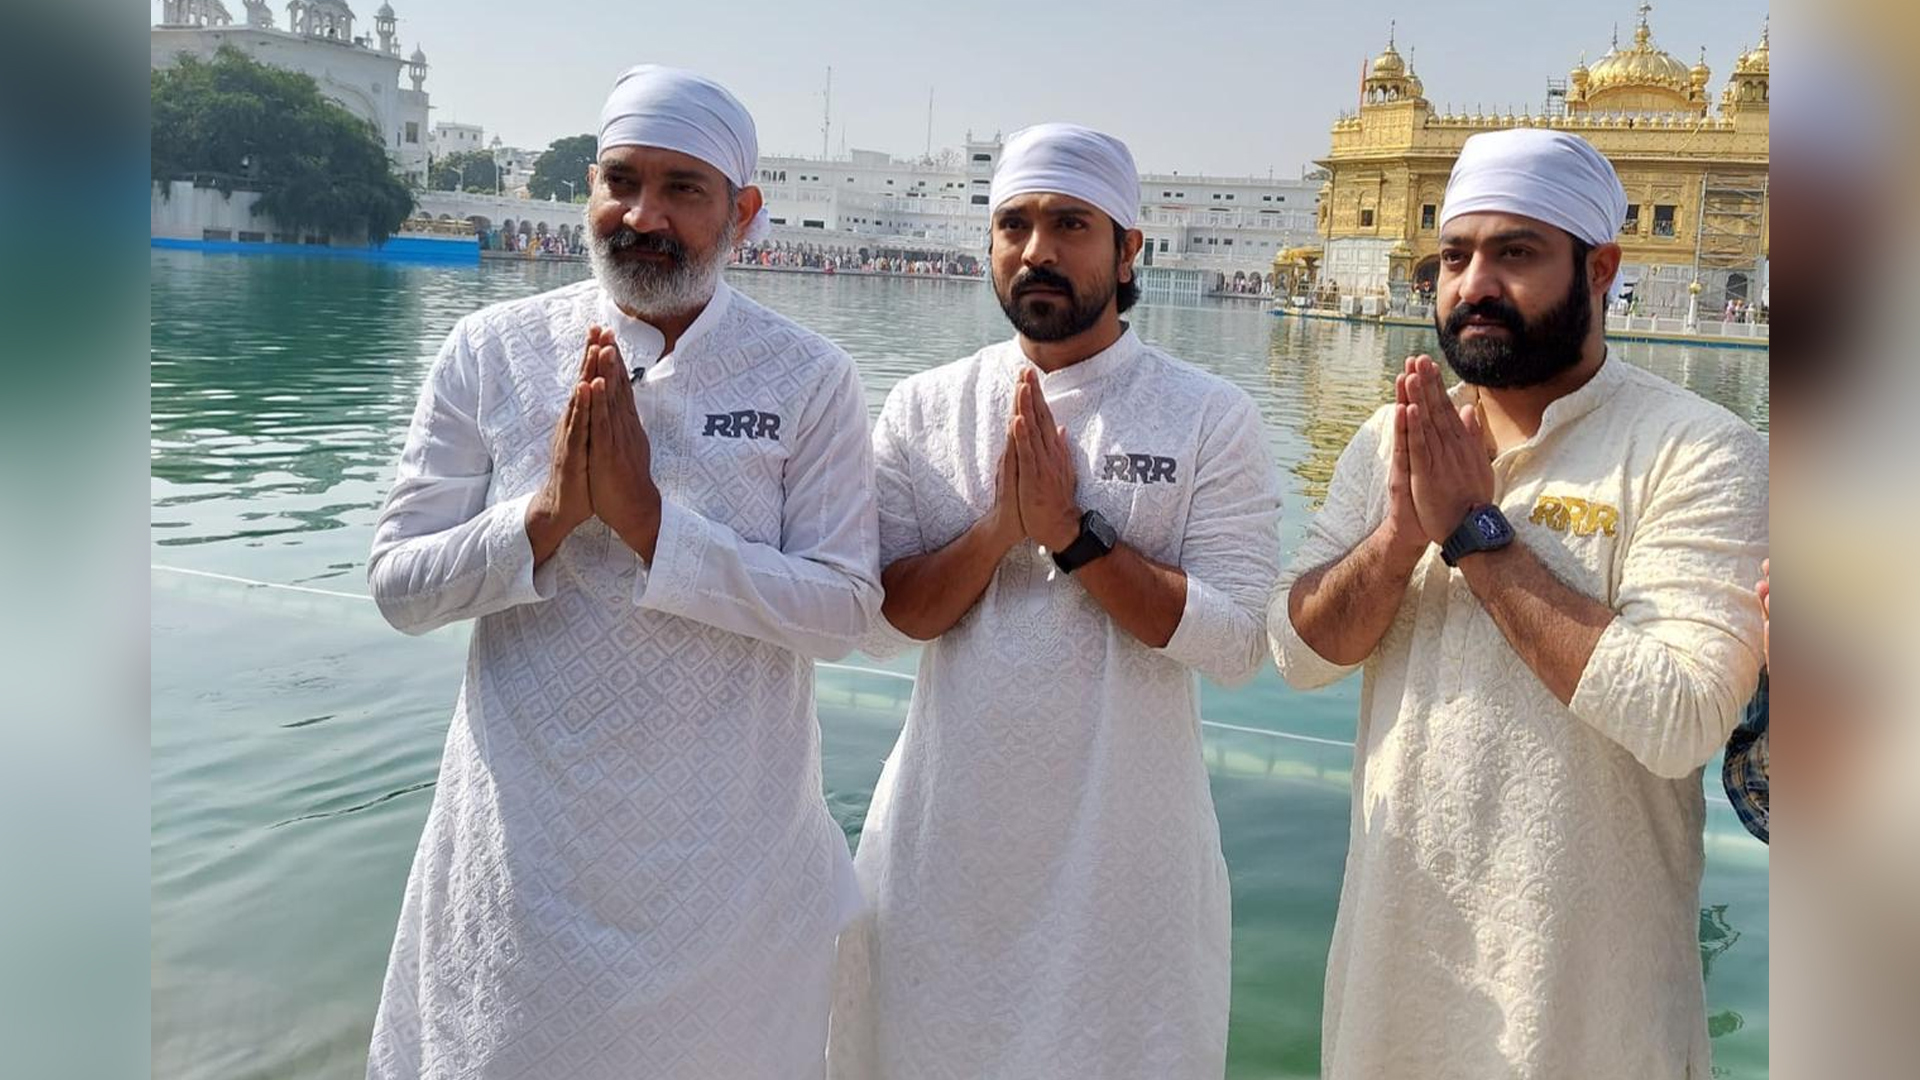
[1309,6,1769,318]
[153,2,433,188]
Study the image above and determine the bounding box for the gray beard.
[587,218,735,320]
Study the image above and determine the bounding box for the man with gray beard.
[364,65,879,1079]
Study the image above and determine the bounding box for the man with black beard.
[365,65,879,1079]
[1268,129,1768,1078]
[829,123,1282,1078]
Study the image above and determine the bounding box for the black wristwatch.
[1051,510,1118,574]
[1440,504,1515,567]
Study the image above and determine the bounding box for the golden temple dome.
[1370,21,1407,76]
[1586,7,1692,95]
[1735,19,1769,75]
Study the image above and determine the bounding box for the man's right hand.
[981,410,1026,552]
[524,333,599,565]
[1375,359,1433,569]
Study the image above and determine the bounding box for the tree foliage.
[151,47,414,241]
[527,134,597,202]
[430,150,501,193]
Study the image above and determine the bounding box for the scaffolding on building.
[1691,172,1769,304]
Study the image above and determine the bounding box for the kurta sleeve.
[635,352,882,661]
[1568,424,1768,778]
[859,385,928,660]
[1267,405,1392,690]
[368,318,553,636]
[1158,392,1283,685]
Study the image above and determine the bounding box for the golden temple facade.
[1306,5,1770,318]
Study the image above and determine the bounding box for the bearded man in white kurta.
[828,124,1282,1079]
[364,66,879,1079]
[1270,130,1768,1078]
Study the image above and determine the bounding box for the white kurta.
[364,279,880,1080]
[1269,358,1768,1079]
[829,330,1282,1079]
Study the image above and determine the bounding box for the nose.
[1021,227,1058,270]
[1455,250,1503,307]
[622,189,670,235]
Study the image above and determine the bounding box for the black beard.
[994,264,1114,343]
[1434,261,1592,390]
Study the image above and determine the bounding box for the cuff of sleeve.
[1568,615,1634,725]
[859,613,921,660]
[1268,586,1362,689]
[633,496,710,616]
[1160,574,1227,668]
[489,491,555,606]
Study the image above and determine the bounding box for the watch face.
[1473,507,1512,543]
[1086,511,1119,548]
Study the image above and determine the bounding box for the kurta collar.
[596,278,733,381]
[1451,351,1626,458]
[1004,325,1140,395]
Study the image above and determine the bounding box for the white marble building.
[153,1,433,188]
[753,134,1320,275]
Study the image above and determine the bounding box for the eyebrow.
[1440,227,1551,247]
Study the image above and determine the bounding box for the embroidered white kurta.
[365,279,880,1080]
[1269,359,1768,1079]
[829,330,1282,1079]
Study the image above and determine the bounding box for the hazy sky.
[153,0,1770,177]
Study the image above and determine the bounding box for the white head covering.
[988,123,1140,229]
[597,64,770,242]
[1440,129,1627,246]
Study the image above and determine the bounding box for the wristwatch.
[1051,510,1118,574]
[1440,504,1514,567]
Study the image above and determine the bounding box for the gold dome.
[1735,19,1770,75]
[1370,21,1406,76]
[1584,5,1690,93]
[1690,48,1711,82]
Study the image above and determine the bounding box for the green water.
[150,251,1770,1079]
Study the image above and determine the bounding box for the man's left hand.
[583,328,663,558]
[1405,355,1495,545]
[1011,369,1081,552]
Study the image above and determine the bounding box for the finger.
[1012,415,1036,480]
[1392,403,1412,477]
[580,328,602,382]
[1395,372,1410,406]
[565,384,587,452]
[1458,403,1483,444]
[1406,402,1434,473]
[590,378,610,449]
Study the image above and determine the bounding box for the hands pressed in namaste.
[531,326,662,560]
[1395,354,1495,546]
[1008,368,1082,553]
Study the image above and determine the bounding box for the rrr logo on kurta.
[1101,454,1179,484]
[1530,493,1620,537]
[703,410,782,441]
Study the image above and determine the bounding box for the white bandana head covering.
[988,123,1140,229]
[597,64,770,242]
[1440,129,1627,246]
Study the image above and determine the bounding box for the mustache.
[603,228,688,262]
[1011,266,1075,299]
[1442,297,1526,337]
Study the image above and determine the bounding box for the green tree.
[430,150,501,193]
[527,134,596,202]
[151,46,414,242]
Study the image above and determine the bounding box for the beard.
[588,215,736,320]
[993,263,1115,343]
[1434,259,1592,390]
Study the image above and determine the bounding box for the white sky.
[153,0,1771,177]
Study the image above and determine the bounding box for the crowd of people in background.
[478,228,586,258]
[731,241,983,278]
